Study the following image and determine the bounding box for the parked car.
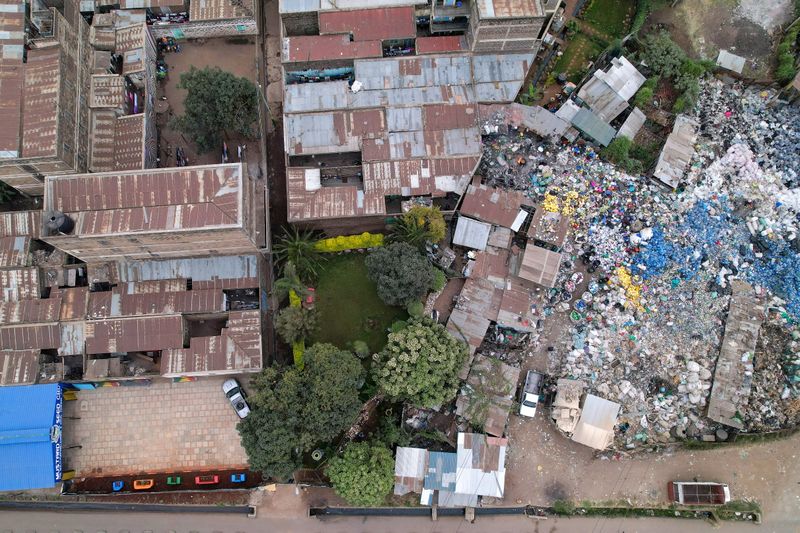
[519,370,544,418]
[222,378,250,419]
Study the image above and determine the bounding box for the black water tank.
[47,212,74,235]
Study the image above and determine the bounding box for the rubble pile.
[481,80,800,448]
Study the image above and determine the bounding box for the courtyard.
[311,253,407,353]
[64,377,249,477]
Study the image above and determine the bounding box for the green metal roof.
[571,108,616,147]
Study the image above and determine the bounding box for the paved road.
[0,510,780,533]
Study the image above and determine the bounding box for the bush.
[630,0,651,35]
[327,442,394,506]
[600,137,632,165]
[431,269,447,292]
[553,500,576,515]
[775,26,799,84]
[315,232,385,253]
[390,206,446,248]
[275,306,318,345]
[633,86,654,108]
[406,300,424,318]
[365,242,436,307]
[352,340,370,359]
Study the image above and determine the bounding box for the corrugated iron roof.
[283,35,382,63]
[0,298,60,325]
[0,236,29,267]
[571,394,620,450]
[570,107,616,147]
[45,164,242,235]
[0,0,25,158]
[115,254,259,285]
[453,216,491,251]
[528,208,569,247]
[190,0,254,21]
[416,36,464,55]
[87,288,225,319]
[478,0,544,18]
[460,184,530,229]
[319,7,416,41]
[0,211,41,238]
[114,23,147,53]
[616,107,646,141]
[21,47,61,158]
[393,446,428,496]
[161,310,262,376]
[0,350,39,386]
[84,315,184,354]
[89,109,117,172]
[455,432,507,498]
[50,286,89,321]
[0,267,39,301]
[0,323,60,350]
[90,75,126,108]
[113,114,145,170]
[518,244,562,288]
[653,115,698,189]
[577,56,645,123]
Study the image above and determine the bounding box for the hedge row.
[314,232,385,253]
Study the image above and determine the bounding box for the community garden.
[236,206,468,506]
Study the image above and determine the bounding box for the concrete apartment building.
[41,163,266,262]
[278,0,562,232]
[0,1,158,195]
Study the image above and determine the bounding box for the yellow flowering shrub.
[314,232,385,253]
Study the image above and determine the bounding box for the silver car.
[222,378,251,419]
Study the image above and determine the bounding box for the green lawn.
[582,0,634,38]
[553,33,604,83]
[311,253,407,353]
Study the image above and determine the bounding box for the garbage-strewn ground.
[480,79,800,451]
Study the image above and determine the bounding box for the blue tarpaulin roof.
[0,384,63,492]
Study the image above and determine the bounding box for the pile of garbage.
[483,80,800,447]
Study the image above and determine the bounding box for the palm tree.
[273,261,307,300]
[274,226,325,280]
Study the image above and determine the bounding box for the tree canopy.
[327,441,394,506]
[364,242,436,306]
[372,318,468,408]
[172,67,258,153]
[390,206,446,248]
[238,343,364,479]
[275,306,318,344]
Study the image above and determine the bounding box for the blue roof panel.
[0,384,62,492]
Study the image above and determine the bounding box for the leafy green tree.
[327,441,394,506]
[372,318,468,408]
[275,306,318,344]
[238,344,364,479]
[390,206,446,248]
[365,242,435,306]
[274,226,325,281]
[351,340,370,359]
[171,67,258,153]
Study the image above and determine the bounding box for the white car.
[222,378,251,419]
[519,370,544,418]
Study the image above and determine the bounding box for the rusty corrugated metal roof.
[161,310,262,376]
[113,114,145,170]
[190,0,254,21]
[0,267,39,302]
[0,0,25,158]
[0,323,60,350]
[0,298,60,325]
[319,7,416,41]
[114,23,147,53]
[89,109,116,172]
[49,286,88,321]
[46,164,242,235]
[460,184,530,229]
[0,236,29,267]
[121,279,188,294]
[0,211,41,238]
[85,315,184,354]
[0,350,39,385]
[282,35,382,63]
[90,75,126,108]
[416,36,464,55]
[21,47,61,158]
[518,244,562,288]
[87,288,225,319]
